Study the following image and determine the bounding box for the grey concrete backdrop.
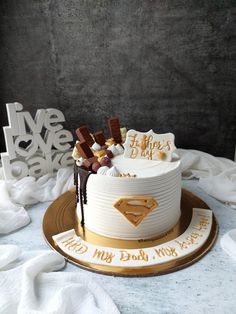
[0,1,236,158]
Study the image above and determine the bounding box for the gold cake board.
[42,188,218,276]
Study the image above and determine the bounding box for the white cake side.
[76,157,181,240]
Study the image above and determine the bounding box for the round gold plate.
[42,188,218,276]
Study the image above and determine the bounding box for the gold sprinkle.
[94,150,107,158]
[105,138,116,146]
[119,173,137,178]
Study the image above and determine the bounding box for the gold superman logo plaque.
[113,196,158,227]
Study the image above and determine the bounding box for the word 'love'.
[1,103,74,179]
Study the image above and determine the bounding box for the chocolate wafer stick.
[76,141,94,159]
[93,131,106,146]
[108,117,122,143]
[76,126,94,146]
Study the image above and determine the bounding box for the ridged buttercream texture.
[77,156,181,240]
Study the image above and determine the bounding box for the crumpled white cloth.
[177,149,236,207]
[0,245,120,314]
[220,229,236,262]
[0,167,74,234]
[176,149,236,263]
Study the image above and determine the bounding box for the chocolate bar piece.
[83,156,98,170]
[76,126,94,146]
[108,117,122,143]
[93,131,106,146]
[76,141,94,159]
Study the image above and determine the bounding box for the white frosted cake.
[73,118,181,241]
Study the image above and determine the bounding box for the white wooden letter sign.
[1,103,74,179]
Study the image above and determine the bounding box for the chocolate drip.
[74,161,79,203]
[75,165,92,226]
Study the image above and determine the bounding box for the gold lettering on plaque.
[193,216,209,231]
[154,247,179,258]
[130,147,139,159]
[140,135,147,151]
[93,249,115,264]
[124,130,176,161]
[62,237,88,254]
[175,232,203,250]
[120,249,149,262]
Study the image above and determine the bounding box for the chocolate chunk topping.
[76,126,94,146]
[100,156,111,167]
[76,141,94,159]
[93,131,106,146]
[92,161,101,173]
[108,117,122,143]
[83,156,98,170]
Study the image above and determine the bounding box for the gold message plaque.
[113,196,158,226]
[123,129,176,162]
[42,188,218,277]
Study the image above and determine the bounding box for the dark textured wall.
[0,1,236,158]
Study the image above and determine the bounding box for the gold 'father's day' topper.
[123,129,176,162]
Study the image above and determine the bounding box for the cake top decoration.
[73,117,125,172]
[123,129,176,162]
[72,118,177,178]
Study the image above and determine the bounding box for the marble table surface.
[1,180,236,314]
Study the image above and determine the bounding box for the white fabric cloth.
[176,149,236,262]
[0,245,120,314]
[220,229,236,262]
[177,149,236,207]
[0,167,74,234]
